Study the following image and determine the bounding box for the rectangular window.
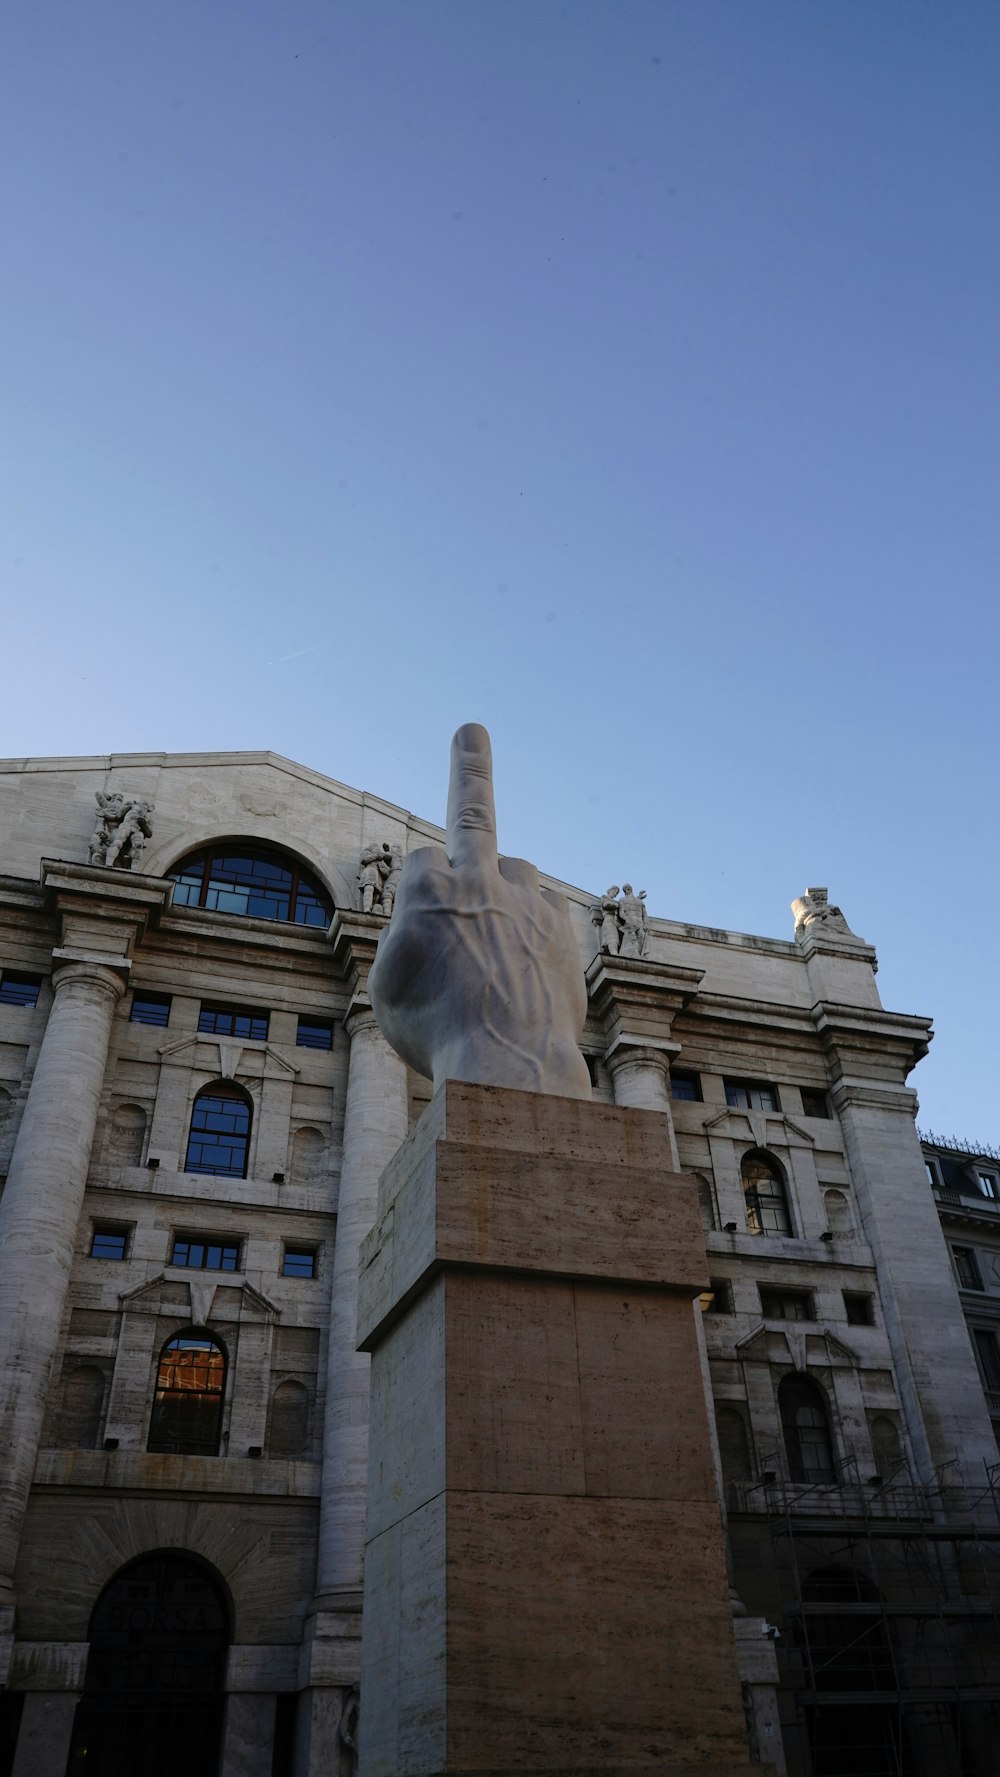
[130,991,172,1028]
[800,1088,830,1119]
[198,1004,269,1042]
[973,1329,1000,1393]
[759,1286,814,1321]
[706,1278,733,1312]
[670,1070,702,1102]
[844,1291,875,1326]
[170,1235,241,1272]
[0,971,42,1008]
[926,1158,943,1189]
[296,1016,334,1051]
[953,1246,983,1290]
[282,1247,317,1279]
[725,1079,779,1112]
[90,1225,129,1261]
[977,1172,998,1200]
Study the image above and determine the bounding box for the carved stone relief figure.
[380,845,403,920]
[358,842,391,913]
[791,886,855,941]
[90,792,154,870]
[591,886,622,955]
[617,883,648,957]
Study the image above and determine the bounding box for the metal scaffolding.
[732,1458,1000,1776]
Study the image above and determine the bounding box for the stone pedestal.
[356,1083,771,1777]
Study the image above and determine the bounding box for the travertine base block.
[357,1083,770,1777]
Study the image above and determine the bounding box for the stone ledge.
[32,1449,322,1496]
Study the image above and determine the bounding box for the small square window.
[706,1278,733,1312]
[0,971,42,1008]
[171,1236,241,1272]
[282,1248,317,1279]
[725,1079,779,1113]
[296,1016,334,1051]
[130,991,172,1028]
[670,1071,702,1102]
[759,1286,814,1321]
[90,1225,128,1261]
[800,1088,830,1119]
[844,1291,875,1326]
[198,1004,269,1042]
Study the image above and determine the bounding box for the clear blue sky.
[2,1,997,1140]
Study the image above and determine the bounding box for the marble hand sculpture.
[369,723,591,1100]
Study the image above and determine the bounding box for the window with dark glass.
[844,1291,875,1326]
[198,1004,269,1042]
[282,1247,317,1279]
[147,1334,226,1455]
[0,971,42,1008]
[800,1087,830,1119]
[925,1157,943,1189]
[90,1225,129,1261]
[129,991,172,1028]
[670,1070,702,1102]
[779,1373,836,1484]
[742,1152,793,1236]
[168,845,333,928]
[296,1016,334,1051]
[706,1278,733,1312]
[760,1286,814,1321]
[973,1329,1000,1393]
[725,1079,779,1112]
[952,1246,983,1290]
[977,1170,999,1200]
[185,1084,252,1178]
[170,1236,241,1272]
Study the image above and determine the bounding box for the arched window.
[68,1551,230,1774]
[185,1083,252,1178]
[779,1373,836,1484]
[169,844,333,928]
[148,1332,226,1456]
[742,1150,793,1236]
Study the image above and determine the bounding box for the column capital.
[811,1000,933,1087]
[41,858,174,977]
[327,908,385,1003]
[586,952,703,1060]
[604,1037,679,1077]
[51,959,129,1005]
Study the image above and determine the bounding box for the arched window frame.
[778,1372,837,1486]
[185,1081,253,1179]
[167,841,334,928]
[147,1327,228,1457]
[741,1149,794,1237]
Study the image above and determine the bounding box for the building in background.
[0,750,997,1777]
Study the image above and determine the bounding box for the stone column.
[0,861,170,1667]
[0,961,126,1608]
[810,989,997,1491]
[297,915,409,1773]
[11,1692,81,1777]
[587,950,703,1170]
[315,1003,409,1605]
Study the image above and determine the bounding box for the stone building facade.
[0,750,997,1777]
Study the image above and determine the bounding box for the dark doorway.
[66,1550,230,1777]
